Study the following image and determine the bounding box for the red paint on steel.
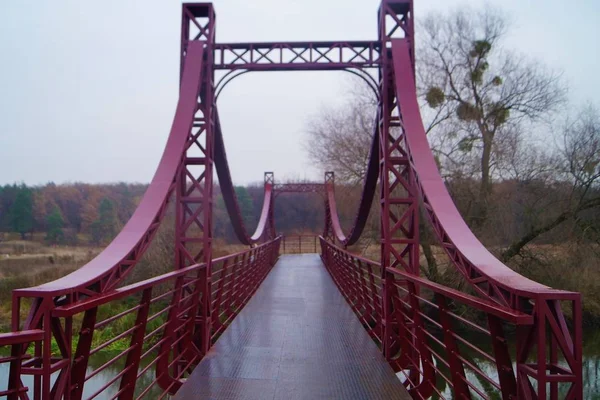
[12,42,205,299]
[281,235,319,254]
[0,0,583,399]
[388,38,582,398]
[214,41,381,71]
[214,112,275,244]
[323,119,380,246]
[377,7,424,397]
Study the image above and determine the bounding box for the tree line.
[0,182,330,246]
[0,183,146,244]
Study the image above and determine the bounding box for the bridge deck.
[175,254,410,400]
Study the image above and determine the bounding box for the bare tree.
[419,6,566,228]
[304,91,376,186]
[501,104,600,261]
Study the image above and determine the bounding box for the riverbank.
[353,241,600,326]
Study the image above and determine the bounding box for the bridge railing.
[281,235,319,254]
[319,238,383,342]
[0,330,44,398]
[1,237,281,400]
[319,237,579,399]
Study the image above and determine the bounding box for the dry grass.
[0,230,252,332]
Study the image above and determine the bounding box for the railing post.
[118,289,152,400]
[70,307,98,400]
[227,256,239,320]
[156,275,185,393]
[488,314,517,400]
[436,296,471,399]
[212,260,229,332]
[7,343,24,400]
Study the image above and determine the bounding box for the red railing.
[319,239,383,341]
[0,237,280,400]
[281,235,319,254]
[0,330,44,398]
[320,237,581,399]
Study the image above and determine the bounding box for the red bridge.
[0,1,582,399]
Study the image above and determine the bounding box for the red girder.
[322,115,380,246]
[389,38,582,398]
[214,41,381,71]
[391,40,551,301]
[12,41,206,301]
[214,112,275,244]
[0,1,583,399]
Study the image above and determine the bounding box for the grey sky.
[0,0,598,186]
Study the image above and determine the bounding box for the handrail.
[386,268,533,324]
[0,330,44,346]
[52,237,281,317]
[2,237,282,399]
[318,235,381,266]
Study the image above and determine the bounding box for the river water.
[2,329,599,399]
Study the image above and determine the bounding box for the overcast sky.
[0,0,598,186]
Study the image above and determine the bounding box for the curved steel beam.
[215,69,251,101]
[390,39,553,300]
[215,69,378,103]
[324,110,379,246]
[344,68,379,99]
[214,110,273,245]
[14,42,207,299]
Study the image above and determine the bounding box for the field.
[0,240,99,330]
[0,231,249,333]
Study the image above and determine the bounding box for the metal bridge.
[0,1,582,399]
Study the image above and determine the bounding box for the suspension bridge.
[0,1,582,399]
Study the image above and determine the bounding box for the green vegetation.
[90,198,120,245]
[45,206,65,244]
[8,185,33,239]
[234,186,254,227]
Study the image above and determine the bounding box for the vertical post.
[118,289,152,400]
[177,3,216,356]
[437,296,471,399]
[573,297,583,399]
[8,294,22,400]
[8,342,24,400]
[536,300,547,400]
[377,0,418,364]
[264,172,275,240]
[488,314,517,400]
[42,311,51,399]
[323,172,335,243]
[70,308,98,400]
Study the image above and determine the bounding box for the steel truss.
[0,1,583,399]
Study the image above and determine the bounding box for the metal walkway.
[174,254,410,400]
